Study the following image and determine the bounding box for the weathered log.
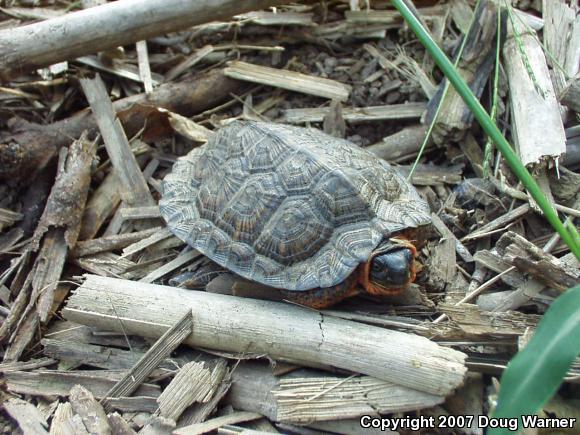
[63,275,467,396]
[0,0,289,80]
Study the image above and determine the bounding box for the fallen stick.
[0,69,242,180]
[63,275,467,397]
[0,0,289,80]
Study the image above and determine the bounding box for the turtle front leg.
[280,273,360,309]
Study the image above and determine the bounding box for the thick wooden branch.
[63,275,467,397]
[0,0,288,80]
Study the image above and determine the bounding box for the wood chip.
[283,102,426,124]
[49,402,75,435]
[175,412,263,435]
[462,203,530,242]
[157,361,213,421]
[224,61,351,101]
[80,75,155,207]
[139,249,200,283]
[5,370,161,399]
[4,398,49,435]
[69,385,111,434]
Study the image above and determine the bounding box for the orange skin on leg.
[282,235,419,309]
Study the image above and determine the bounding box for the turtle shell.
[159,121,431,291]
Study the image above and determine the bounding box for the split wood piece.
[177,360,230,427]
[489,278,545,313]
[367,125,430,162]
[175,412,263,435]
[314,20,391,40]
[449,0,473,34]
[80,76,154,208]
[236,10,315,26]
[106,397,159,414]
[2,135,95,361]
[426,237,456,292]
[439,302,540,336]
[78,171,122,241]
[224,361,440,430]
[430,214,473,263]
[72,227,162,257]
[64,275,467,396]
[139,415,176,434]
[0,0,289,80]
[156,362,212,421]
[542,0,579,96]
[488,176,580,219]
[458,133,484,178]
[119,206,162,220]
[512,252,579,293]
[0,69,242,180]
[0,358,56,373]
[121,228,173,258]
[136,40,153,93]
[497,231,579,292]
[46,320,146,350]
[224,61,351,101]
[396,164,463,186]
[165,45,215,82]
[50,402,76,435]
[283,102,426,124]
[74,252,142,280]
[100,310,193,412]
[3,398,49,435]
[504,15,566,167]
[75,55,163,86]
[559,73,580,113]
[107,413,138,435]
[3,232,67,360]
[427,1,499,144]
[5,370,161,399]
[139,249,200,283]
[42,338,176,375]
[344,5,446,24]
[0,208,22,231]
[159,109,214,143]
[0,228,24,253]
[461,203,530,242]
[473,250,525,288]
[69,385,112,435]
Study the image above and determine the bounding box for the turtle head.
[363,238,417,295]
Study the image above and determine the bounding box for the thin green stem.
[408,0,482,180]
[483,3,502,176]
[390,0,580,260]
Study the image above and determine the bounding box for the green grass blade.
[390,0,580,260]
[488,285,580,435]
[408,0,482,180]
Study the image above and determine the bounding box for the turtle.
[159,121,431,308]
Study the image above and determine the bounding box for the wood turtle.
[159,121,431,308]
